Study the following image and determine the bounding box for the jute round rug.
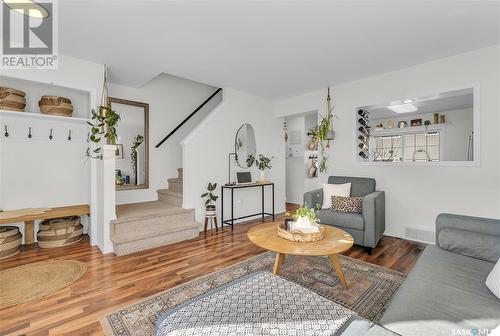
[0,260,86,309]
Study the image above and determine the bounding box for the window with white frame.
[370,131,441,162]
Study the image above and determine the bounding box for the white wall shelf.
[0,109,89,124]
[369,124,445,136]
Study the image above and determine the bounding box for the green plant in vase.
[285,205,320,223]
[254,154,274,182]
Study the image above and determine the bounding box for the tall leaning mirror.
[110,97,149,190]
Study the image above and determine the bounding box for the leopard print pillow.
[331,196,363,213]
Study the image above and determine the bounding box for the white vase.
[258,170,267,182]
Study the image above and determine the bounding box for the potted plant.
[87,106,121,156]
[253,154,274,183]
[201,182,218,214]
[285,205,320,232]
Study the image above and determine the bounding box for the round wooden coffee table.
[247,221,354,289]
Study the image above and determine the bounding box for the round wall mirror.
[235,123,256,168]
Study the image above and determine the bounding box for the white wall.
[284,112,320,204]
[276,45,500,242]
[285,115,305,204]
[108,73,217,204]
[0,54,103,245]
[183,88,286,225]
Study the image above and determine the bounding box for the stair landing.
[111,200,198,256]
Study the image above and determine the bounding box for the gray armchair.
[303,176,385,252]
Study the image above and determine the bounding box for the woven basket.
[37,216,83,248]
[0,226,22,259]
[277,223,325,242]
[39,95,73,117]
[0,87,26,112]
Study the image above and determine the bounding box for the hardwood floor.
[0,206,425,335]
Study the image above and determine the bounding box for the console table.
[221,182,275,229]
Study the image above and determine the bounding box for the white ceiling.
[59,1,500,99]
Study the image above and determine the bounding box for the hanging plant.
[131,134,144,175]
[87,65,121,158]
[87,106,121,152]
[307,87,336,173]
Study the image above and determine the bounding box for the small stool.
[204,210,218,233]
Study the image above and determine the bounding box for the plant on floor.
[131,134,144,176]
[201,182,218,210]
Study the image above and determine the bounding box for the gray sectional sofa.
[381,213,500,336]
[304,176,385,251]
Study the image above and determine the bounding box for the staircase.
[157,168,183,207]
[110,168,199,256]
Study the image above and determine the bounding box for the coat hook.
[68,130,72,141]
[49,129,53,140]
[28,127,32,139]
[4,125,9,138]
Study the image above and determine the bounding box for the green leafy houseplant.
[285,205,320,223]
[254,154,273,170]
[201,182,218,210]
[307,87,336,173]
[87,105,121,154]
[131,134,144,176]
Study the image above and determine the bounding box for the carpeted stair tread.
[167,178,182,183]
[115,201,191,221]
[157,189,182,198]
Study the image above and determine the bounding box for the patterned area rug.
[156,272,354,336]
[102,252,405,336]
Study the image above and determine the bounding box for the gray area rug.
[156,272,355,336]
[102,252,405,336]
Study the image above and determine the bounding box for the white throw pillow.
[486,258,500,299]
[321,183,351,209]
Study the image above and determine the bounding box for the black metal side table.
[221,182,275,229]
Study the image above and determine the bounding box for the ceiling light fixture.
[3,0,49,19]
[387,103,418,113]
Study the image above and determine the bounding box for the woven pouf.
[37,216,83,248]
[0,226,22,259]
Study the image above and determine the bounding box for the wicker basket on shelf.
[39,95,73,117]
[0,87,26,112]
[277,223,325,242]
[37,216,83,248]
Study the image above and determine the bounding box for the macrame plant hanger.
[100,64,110,113]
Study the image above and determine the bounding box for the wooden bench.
[0,205,90,244]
